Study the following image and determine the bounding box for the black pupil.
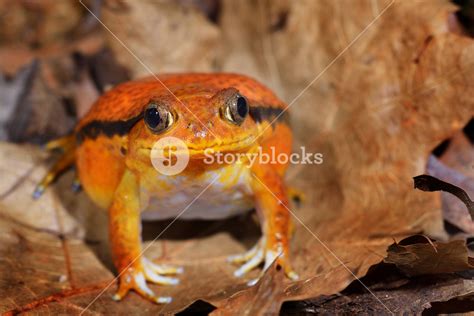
[145,107,162,128]
[236,96,248,118]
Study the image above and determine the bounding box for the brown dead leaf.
[5,61,76,143]
[0,0,104,77]
[0,61,37,141]
[282,264,474,315]
[0,0,83,47]
[0,144,113,314]
[384,235,474,276]
[210,262,286,316]
[283,233,474,315]
[0,33,105,77]
[102,0,221,76]
[0,143,81,236]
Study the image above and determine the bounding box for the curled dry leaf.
[384,235,474,277]
[431,130,474,235]
[414,174,474,220]
[284,232,474,314]
[283,265,474,315]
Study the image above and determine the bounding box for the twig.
[413,174,474,220]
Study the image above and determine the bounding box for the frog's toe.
[142,259,181,285]
[275,255,299,281]
[113,269,172,304]
[144,267,180,286]
[244,252,299,286]
[143,258,184,275]
[230,238,266,277]
[71,177,82,192]
[233,248,264,277]
[229,240,299,283]
[227,238,263,264]
[32,185,45,199]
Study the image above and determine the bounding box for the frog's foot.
[143,258,184,276]
[33,134,76,199]
[71,176,82,193]
[112,259,183,304]
[227,238,298,285]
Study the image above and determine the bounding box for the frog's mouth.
[140,135,257,158]
[187,136,256,156]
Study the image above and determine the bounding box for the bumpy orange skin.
[73,73,295,302]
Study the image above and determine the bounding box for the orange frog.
[35,73,298,303]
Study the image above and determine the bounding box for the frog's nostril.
[194,130,207,138]
[187,123,193,130]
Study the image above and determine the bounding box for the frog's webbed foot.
[143,258,184,276]
[228,238,298,285]
[112,258,183,304]
[71,176,82,193]
[33,134,76,199]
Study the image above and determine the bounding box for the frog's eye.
[144,102,175,133]
[221,93,248,125]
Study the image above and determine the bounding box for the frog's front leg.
[109,169,182,303]
[229,162,298,283]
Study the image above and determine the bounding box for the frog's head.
[128,87,263,164]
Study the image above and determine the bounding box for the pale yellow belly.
[139,164,254,220]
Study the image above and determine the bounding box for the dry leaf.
[0,0,83,47]
[102,0,221,76]
[282,263,474,315]
[210,262,286,316]
[0,143,81,236]
[283,234,474,315]
[0,61,37,141]
[384,235,474,276]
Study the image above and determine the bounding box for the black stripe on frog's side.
[249,105,289,126]
[76,114,143,144]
